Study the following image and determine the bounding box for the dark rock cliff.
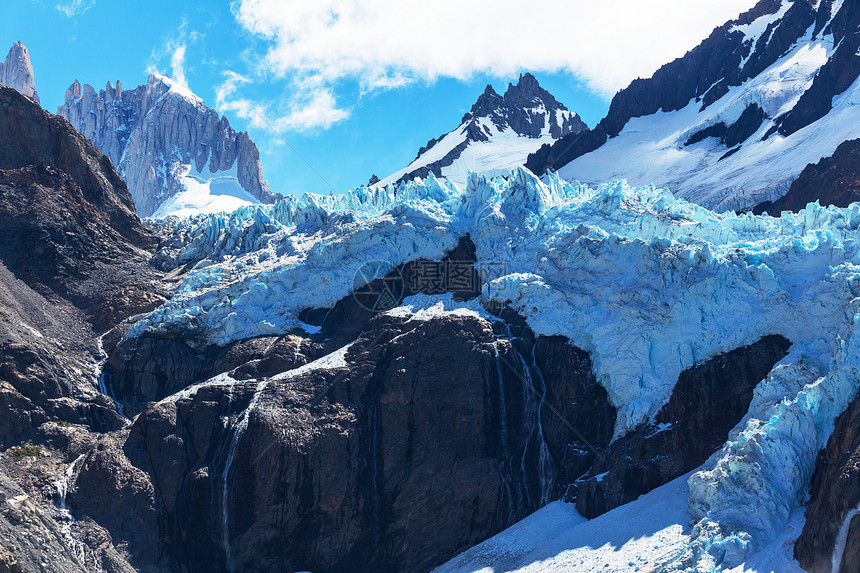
[0,85,170,571]
[757,139,860,214]
[525,0,827,176]
[796,389,860,572]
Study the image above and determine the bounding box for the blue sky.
[1,0,758,196]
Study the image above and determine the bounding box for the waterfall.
[832,504,860,573]
[220,380,270,571]
[514,351,554,509]
[54,454,85,511]
[53,455,91,565]
[528,345,555,507]
[493,343,516,520]
[94,333,129,423]
[492,338,556,521]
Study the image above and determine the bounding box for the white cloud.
[215,71,348,132]
[233,0,760,96]
[170,45,188,88]
[55,0,96,18]
[147,20,201,89]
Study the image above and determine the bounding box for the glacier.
[129,167,860,570]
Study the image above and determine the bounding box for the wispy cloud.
[55,0,96,18]
[215,71,348,132]
[225,0,759,130]
[147,19,202,89]
[169,44,188,87]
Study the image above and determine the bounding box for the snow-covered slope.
[534,0,860,212]
[376,73,586,188]
[57,73,277,218]
[434,472,807,573]
[129,167,860,570]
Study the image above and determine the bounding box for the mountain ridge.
[526,0,860,213]
[375,72,586,187]
[57,73,278,217]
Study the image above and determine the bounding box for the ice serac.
[530,0,860,213]
[375,73,587,188]
[97,165,860,570]
[57,73,278,217]
[0,41,39,104]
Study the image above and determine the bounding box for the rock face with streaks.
[575,335,791,518]
[796,389,860,572]
[0,85,169,571]
[73,307,611,573]
[57,73,277,217]
[0,42,39,104]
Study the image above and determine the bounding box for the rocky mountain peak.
[504,72,547,103]
[57,72,277,217]
[461,73,580,139]
[375,73,587,187]
[0,41,39,104]
[465,84,504,120]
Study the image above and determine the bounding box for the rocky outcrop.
[377,73,587,187]
[0,85,169,570]
[575,335,791,518]
[0,86,164,434]
[73,306,614,573]
[0,469,86,572]
[57,74,277,217]
[796,388,860,572]
[0,42,39,105]
[757,139,860,214]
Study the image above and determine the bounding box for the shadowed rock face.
[0,84,170,572]
[796,391,860,573]
[75,309,614,573]
[575,335,791,518]
[757,139,860,215]
[0,87,163,445]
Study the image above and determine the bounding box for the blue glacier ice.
[130,168,860,569]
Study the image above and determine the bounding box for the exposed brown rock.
[575,335,791,518]
[759,138,860,214]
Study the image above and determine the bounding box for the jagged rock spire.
[0,41,39,104]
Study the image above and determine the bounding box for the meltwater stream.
[831,504,860,573]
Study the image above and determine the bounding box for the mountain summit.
[375,73,586,187]
[57,73,278,217]
[528,0,860,213]
[0,42,39,104]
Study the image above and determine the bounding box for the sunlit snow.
[129,167,860,570]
